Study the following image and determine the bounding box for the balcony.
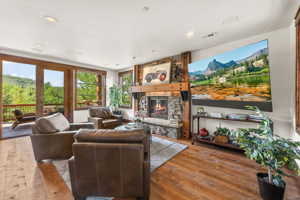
[2,103,64,139]
[2,102,95,138]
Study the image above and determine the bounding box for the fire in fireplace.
[149,97,168,119]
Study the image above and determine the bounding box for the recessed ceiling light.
[152,50,157,53]
[132,56,136,60]
[44,16,58,23]
[186,31,195,39]
[142,6,150,12]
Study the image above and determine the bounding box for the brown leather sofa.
[68,129,150,200]
[30,113,94,162]
[88,107,122,129]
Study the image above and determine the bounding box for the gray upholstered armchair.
[30,113,95,162]
[68,129,150,200]
[88,107,122,129]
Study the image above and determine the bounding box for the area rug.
[53,136,188,200]
[2,123,33,139]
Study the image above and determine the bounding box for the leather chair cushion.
[103,119,118,123]
[72,143,144,196]
[35,113,70,134]
[103,120,122,129]
[103,110,112,119]
[89,107,111,119]
[74,129,145,144]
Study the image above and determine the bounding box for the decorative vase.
[199,128,209,137]
[257,173,285,200]
[214,135,229,143]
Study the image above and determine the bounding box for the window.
[118,70,133,108]
[76,70,103,109]
[43,69,65,115]
[2,61,36,122]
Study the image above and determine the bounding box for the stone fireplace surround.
[138,95,183,138]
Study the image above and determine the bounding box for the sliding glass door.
[1,61,36,138]
[0,54,105,138]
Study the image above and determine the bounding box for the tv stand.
[191,114,262,151]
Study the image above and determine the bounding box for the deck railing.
[2,102,97,122]
[3,104,64,122]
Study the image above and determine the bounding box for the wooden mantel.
[131,82,189,93]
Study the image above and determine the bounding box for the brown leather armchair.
[68,129,150,200]
[30,113,94,162]
[88,107,122,129]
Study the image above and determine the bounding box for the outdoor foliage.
[3,70,101,120]
[214,127,231,136]
[3,74,67,120]
[230,106,300,187]
[44,82,64,104]
[120,72,132,107]
[3,75,36,105]
[109,84,122,110]
[76,71,98,107]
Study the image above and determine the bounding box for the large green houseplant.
[231,106,300,200]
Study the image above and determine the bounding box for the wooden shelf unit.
[192,114,262,151]
[193,137,243,151]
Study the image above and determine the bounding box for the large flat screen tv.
[188,40,273,111]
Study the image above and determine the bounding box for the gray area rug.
[2,123,33,139]
[53,136,188,200]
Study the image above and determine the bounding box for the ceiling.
[0,0,299,70]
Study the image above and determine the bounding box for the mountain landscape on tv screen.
[189,40,272,102]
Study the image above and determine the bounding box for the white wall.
[192,26,295,138]
[290,21,300,142]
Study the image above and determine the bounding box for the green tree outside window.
[76,71,101,108]
[119,71,132,108]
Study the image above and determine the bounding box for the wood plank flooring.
[0,136,299,200]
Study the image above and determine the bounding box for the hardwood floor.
[0,136,299,200]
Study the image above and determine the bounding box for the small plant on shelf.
[214,127,231,143]
[230,106,300,200]
[214,127,231,136]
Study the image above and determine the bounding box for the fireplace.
[148,97,168,119]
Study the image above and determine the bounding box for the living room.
[0,1,300,200]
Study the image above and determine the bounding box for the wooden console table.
[191,114,262,151]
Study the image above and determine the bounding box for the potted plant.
[230,106,300,200]
[214,127,230,143]
[109,84,122,114]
